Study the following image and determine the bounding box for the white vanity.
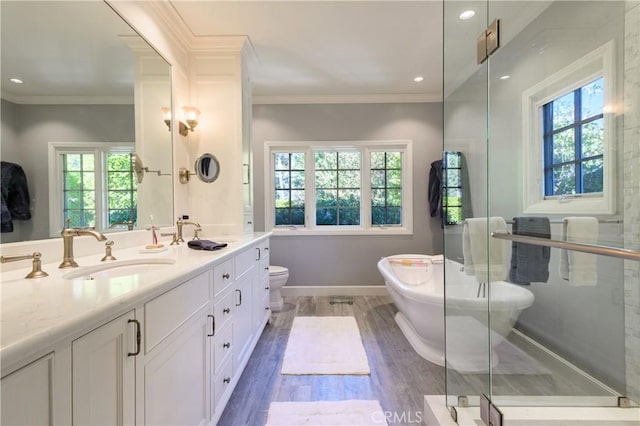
[0,233,271,425]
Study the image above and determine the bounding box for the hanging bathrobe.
[1,161,32,233]
[428,159,442,218]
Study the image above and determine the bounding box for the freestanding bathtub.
[377,254,535,372]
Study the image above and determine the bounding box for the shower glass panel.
[444,0,639,415]
[443,0,490,408]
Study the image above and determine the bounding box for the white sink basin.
[62,258,176,280]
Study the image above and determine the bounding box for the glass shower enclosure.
[443,0,639,422]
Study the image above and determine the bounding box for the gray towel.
[509,217,550,285]
[187,240,228,251]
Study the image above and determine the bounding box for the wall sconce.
[161,107,172,132]
[160,106,200,137]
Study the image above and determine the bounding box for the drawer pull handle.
[265,286,270,290]
[256,247,261,260]
[207,315,215,337]
[128,319,141,357]
[223,307,231,314]
[222,273,230,279]
[236,289,242,306]
[223,377,231,384]
[223,342,231,349]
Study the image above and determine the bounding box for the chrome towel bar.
[491,231,640,262]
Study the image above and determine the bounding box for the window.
[274,152,305,226]
[265,140,413,235]
[371,151,402,226]
[315,151,361,226]
[522,41,615,215]
[49,142,136,235]
[542,77,604,197]
[442,151,463,225]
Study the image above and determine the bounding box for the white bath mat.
[265,400,387,425]
[281,316,371,375]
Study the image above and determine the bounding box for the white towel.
[559,217,598,286]
[462,217,509,282]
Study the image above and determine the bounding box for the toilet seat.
[269,265,288,276]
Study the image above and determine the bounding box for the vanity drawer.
[213,322,233,373]
[213,356,234,410]
[234,247,256,280]
[213,259,234,296]
[145,270,210,353]
[213,288,235,331]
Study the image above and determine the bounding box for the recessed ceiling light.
[8,78,23,84]
[413,76,424,83]
[499,75,511,80]
[459,10,475,20]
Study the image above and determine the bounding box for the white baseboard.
[281,285,389,297]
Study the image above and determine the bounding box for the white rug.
[281,316,371,375]
[265,400,388,425]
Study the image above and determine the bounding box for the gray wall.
[1,100,135,242]
[252,102,444,286]
[443,2,626,392]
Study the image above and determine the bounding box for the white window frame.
[521,40,616,215]
[48,141,135,237]
[264,140,413,236]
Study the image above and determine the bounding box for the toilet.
[268,265,289,311]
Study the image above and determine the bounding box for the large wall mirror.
[0,0,173,244]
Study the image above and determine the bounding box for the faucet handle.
[192,228,202,241]
[161,232,179,246]
[1,252,49,279]
[101,241,117,262]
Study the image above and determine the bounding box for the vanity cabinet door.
[137,270,212,426]
[138,305,211,426]
[255,239,271,330]
[233,271,254,369]
[72,310,136,426]
[1,353,58,426]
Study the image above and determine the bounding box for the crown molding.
[1,93,133,105]
[252,93,442,105]
[140,0,191,58]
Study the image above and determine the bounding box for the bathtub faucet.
[477,282,487,298]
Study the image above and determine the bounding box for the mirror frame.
[195,153,220,183]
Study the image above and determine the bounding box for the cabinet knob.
[223,377,231,384]
[264,267,269,271]
[223,307,230,314]
[265,307,270,311]
[223,342,231,349]
[265,286,270,290]
[222,273,230,279]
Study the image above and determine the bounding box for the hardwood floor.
[217,296,446,426]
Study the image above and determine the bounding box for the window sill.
[270,227,413,237]
[523,196,614,215]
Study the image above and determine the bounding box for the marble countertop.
[0,233,270,376]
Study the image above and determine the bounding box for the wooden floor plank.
[218,296,444,425]
[218,295,612,425]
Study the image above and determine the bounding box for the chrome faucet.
[59,228,107,268]
[176,217,201,243]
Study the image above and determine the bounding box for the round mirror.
[195,153,220,183]
[132,153,145,184]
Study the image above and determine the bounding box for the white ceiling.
[169,1,443,103]
[1,1,553,105]
[1,1,140,104]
